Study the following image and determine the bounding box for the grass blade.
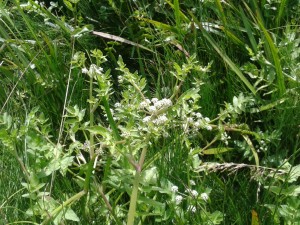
[239,5,258,53]
[92,31,153,53]
[276,0,288,28]
[189,11,257,96]
[255,17,286,97]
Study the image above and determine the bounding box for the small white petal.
[148,106,157,113]
[151,98,159,103]
[200,193,209,202]
[175,195,183,204]
[191,190,198,197]
[171,185,178,192]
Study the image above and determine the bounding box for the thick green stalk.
[84,75,95,192]
[127,170,142,225]
[127,147,148,225]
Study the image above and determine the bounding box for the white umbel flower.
[188,205,196,213]
[191,190,198,197]
[171,185,178,193]
[148,105,157,113]
[155,114,168,125]
[151,98,159,103]
[142,116,151,123]
[200,193,209,202]
[175,195,183,205]
[82,67,88,74]
[139,101,148,109]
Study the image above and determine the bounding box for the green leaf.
[268,185,300,197]
[69,0,80,3]
[258,98,286,112]
[64,208,80,221]
[255,14,286,97]
[60,156,74,176]
[141,167,158,185]
[289,165,300,183]
[138,196,165,208]
[137,18,178,34]
[86,125,109,136]
[63,0,74,11]
[202,147,234,155]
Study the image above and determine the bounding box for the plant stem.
[84,75,96,192]
[127,146,148,225]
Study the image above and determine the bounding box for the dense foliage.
[1,0,300,224]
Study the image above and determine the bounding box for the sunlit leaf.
[202,147,234,155]
[251,210,259,225]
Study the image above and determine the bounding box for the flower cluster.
[221,132,231,145]
[256,140,268,153]
[82,64,104,77]
[183,112,212,133]
[175,195,183,205]
[200,193,209,202]
[139,98,172,113]
[170,184,210,213]
[140,98,172,126]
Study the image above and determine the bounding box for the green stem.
[41,190,86,225]
[84,75,96,192]
[127,146,148,225]
[102,96,121,141]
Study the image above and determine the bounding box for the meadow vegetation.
[0,0,300,224]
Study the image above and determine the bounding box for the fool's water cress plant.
[0,48,273,224]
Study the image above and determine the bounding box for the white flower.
[89,64,103,75]
[206,125,212,130]
[196,112,202,118]
[121,131,130,137]
[187,117,194,123]
[114,102,121,108]
[145,99,151,104]
[154,101,164,109]
[82,67,88,74]
[155,114,168,125]
[171,185,178,192]
[148,105,157,113]
[30,63,36,69]
[139,101,148,109]
[190,180,196,186]
[175,195,183,204]
[191,190,198,197]
[204,117,210,122]
[151,98,159,103]
[200,193,209,202]
[194,121,200,127]
[162,98,172,107]
[142,116,151,123]
[188,205,196,213]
